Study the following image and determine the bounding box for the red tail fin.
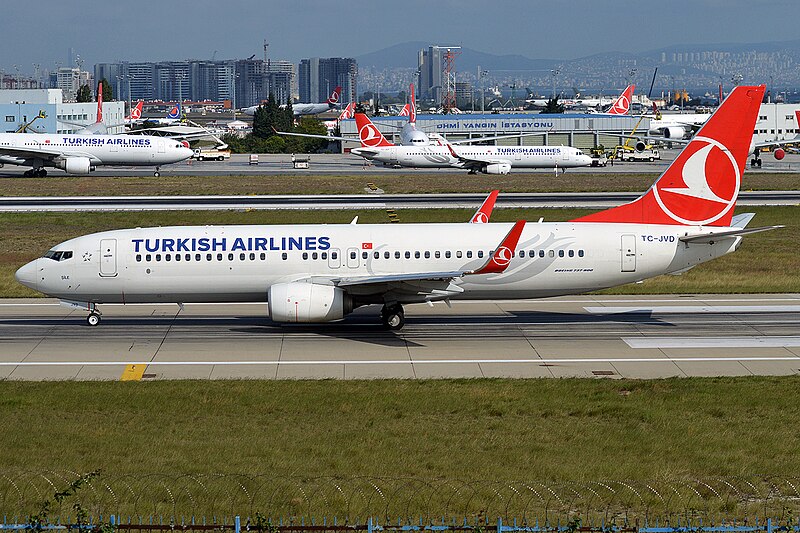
[96,82,103,123]
[607,84,634,115]
[409,83,417,124]
[128,101,143,120]
[354,113,393,147]
[327,86,342,105]
[398,104,410,117]
[337,102,355,121]
[470,190,499,223]
[573,85,765,227]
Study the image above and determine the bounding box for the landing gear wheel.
[154,166,161,177]
[381,304,405,330]
[87,313,101,327]
[23,169,33,178]
[39,169,47,177]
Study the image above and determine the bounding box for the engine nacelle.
[268,282,353,323]
[774,148,786,160]
[57,157,92,175]
[634,141,647,152]
[483,162,512,175]
[663,126,686,139]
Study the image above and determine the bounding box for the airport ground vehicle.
[616,148,660,162]
[192,148,231,162]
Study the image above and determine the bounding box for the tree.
[97,78,113,101]
[76,85,92,103]
[540,96,565,114]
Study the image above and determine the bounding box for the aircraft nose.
[15,259,39,291]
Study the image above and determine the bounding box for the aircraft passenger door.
[328,248,341,269]
[514,149,522,161]
[620,234,636,272]
[389,147,398,164]
[157,140,166,153]
[561,148,570,162]
[346,247,360,269]
[99,238,118,277]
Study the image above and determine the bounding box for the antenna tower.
[438,46,461,113]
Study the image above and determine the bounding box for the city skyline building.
[298,57,357,104]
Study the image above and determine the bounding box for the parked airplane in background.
[125,101,144,125]
[15,85,777,329]
[61,83,128,135]
[350,113,592,173]
[323,102,356,133]
[0,132,193,177]
[243,86,343,117]
[600,84,635,115]
[137,102,183,126]
[526,85,635,111]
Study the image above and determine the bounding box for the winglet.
[470,190,500,223]
[470,220,526,275]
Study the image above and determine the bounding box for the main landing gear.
[23,168,47,177]
[380,303,405,330]
[85,303,102,326]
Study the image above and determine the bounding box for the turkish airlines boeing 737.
[16,85,779,329]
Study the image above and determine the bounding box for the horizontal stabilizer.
[679,225,784,244]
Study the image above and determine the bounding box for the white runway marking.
[1,356,799,367]
[623,336,800,349]
[585,305,800,314]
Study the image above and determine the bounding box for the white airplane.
[243,86,343,118]
[134,102,183,126]
[323,102,356,133]
[14,85,778,329]
[350,113,592,173]
[0,132,194,177]
[526,85,635,111]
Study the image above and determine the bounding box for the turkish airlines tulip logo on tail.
[359,123,385,146]
[653,137,740,225]
[610,95,629,114]
[471,212,489,224]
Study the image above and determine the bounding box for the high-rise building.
[298,57,357,104]
[418,46,444,103]
[94,59,294,107]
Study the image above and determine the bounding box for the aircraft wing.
[443,143,507,170]
[272,129,356,143]
[311,220,527,297]
[0,145,75,161]
[753,137,800,150]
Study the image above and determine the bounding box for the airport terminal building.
[338,113,650,152]
[0,89,125,134]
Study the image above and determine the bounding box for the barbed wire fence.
[1,473,799,527]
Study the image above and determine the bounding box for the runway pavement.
[1,294,799,381]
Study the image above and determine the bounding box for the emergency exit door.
[99,239,117,277]
[620,234,636,272]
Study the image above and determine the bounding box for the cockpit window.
[43,250,73,261]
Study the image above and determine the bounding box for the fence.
[3,474,800,526]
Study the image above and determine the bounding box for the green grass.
[1,207,798,297]
[1,378,799,518]
[0,171,796,196]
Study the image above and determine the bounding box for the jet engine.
[662,126,687,139]
[634,140,647,152]
[268,282,353,323]
[483,162,512,175]
[774,148,785,160]
[57,157,93,175]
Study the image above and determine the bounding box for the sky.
[3,0,800,75]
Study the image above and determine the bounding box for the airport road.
[1,294,799,380]
[1,151,799,178]
[1,191,796,212]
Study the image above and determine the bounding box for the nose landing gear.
[85,303,102,326]
[153,166,161,177]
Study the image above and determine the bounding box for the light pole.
[550,68,560,100]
